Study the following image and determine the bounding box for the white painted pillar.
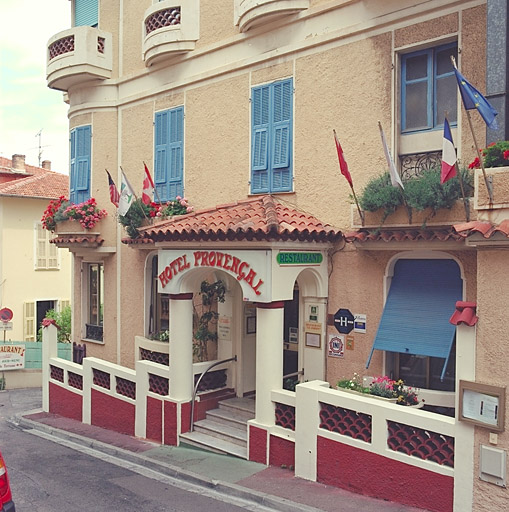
[41,322,59,412]
[254,301,284,426]
[169,293,194,401]
[454,320,477,512]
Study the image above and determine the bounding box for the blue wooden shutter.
[168,107,184,199]
[271,79,292,192]
[154,111,169,202]
[251,85,270,193]
[75,0,98,27]
[70,126,91,203]
[74,126,91,203]
[69,129,76,201]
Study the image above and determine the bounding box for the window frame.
[35,222,59,270]
[82,261,104,342]
[250,78,293,194]
[400,42,458,134]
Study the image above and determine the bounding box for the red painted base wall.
[249,425,267,464]
[317,436,453,512]
[49,382,82,421]
[146,397,163,443]
[269,435,295,468]
[91,389,135,436]
[164,401,178,445]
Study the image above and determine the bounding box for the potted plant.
[118,196,194,238]
[42,197,107,232]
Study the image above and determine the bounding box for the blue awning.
[366,259,462,380]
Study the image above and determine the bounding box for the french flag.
[441,118,457,184]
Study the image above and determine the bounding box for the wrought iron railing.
[190,356,237,432]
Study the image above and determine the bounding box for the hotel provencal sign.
[158,250,272,302]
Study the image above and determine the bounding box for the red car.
[0,451,15,512]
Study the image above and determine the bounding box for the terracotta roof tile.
[50,234,104,247]
[449,301,478,326]
[453,220,509,239]
[124,195,342,244]
[344,228,464,244]
[0,157,68,199]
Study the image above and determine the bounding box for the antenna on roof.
[35,129,43,166]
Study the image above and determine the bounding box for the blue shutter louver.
[75,0,99,27]
[154,107,184,202]
[251,79,292,194]
[366,259,462,381]
[70,126,91,204]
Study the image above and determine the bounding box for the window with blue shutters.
[69,125,91,204]
[75,0,98,27]
[401,42,457,133]
[154,107,184,202]
[251,78,293,194]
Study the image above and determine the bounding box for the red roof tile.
[453,220,509,239]
[344,228,465,244]
[0,157,68,199]
[449,301,478,326]
[50,234,104,247]
[124,195,342,244]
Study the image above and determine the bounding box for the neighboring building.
[0,155,71,342]
[43,2,509,511]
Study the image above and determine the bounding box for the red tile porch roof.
[123,195,343,244]
[449,301,478,326]
[453,220,509,239]
[344,228,465,244]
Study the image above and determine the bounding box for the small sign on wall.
[328,334,345,358]
[218,316,232,340]
[354,314,366,333]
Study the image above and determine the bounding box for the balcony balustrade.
[47,26,112,91]
[234,0,309,33]
[142,0,199,67]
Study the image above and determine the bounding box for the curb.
[11,414,321,512]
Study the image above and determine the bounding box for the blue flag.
[454,68,498,129]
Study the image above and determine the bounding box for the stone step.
[193,418,247,446]
[206,407,253,429]
[218,397,256,421]
[179,431,248,459]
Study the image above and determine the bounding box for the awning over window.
[366,259,462,380]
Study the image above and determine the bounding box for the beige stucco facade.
[47,1,509,510]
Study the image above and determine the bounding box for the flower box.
[351,199,474,229]
[474,166,509,211]
[55,219,95,235]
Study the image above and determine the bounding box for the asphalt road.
[0,388,274,512]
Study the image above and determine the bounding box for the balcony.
[46,26,112,91]
[234,0,309,33]
[142,0,199,67]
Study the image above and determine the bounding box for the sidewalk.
[8,389,424,512]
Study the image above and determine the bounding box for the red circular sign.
[0,308,13,322]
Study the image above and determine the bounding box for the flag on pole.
[453,68,498,129]
[378,122,404,189]
[142,163,155,205]
[441,118,457,184]
[333,130,353,187]
[118,170,135,216]
[105,170,120,207]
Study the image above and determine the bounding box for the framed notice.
[458,380,506,432]
[305,332,321,348]
[246,316,256,335]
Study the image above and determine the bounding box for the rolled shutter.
[75,0,98,27]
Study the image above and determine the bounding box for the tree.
[37,305,72,342]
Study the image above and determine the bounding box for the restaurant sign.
[277,252,323,266]
[0,344,25,370]
[158,249,272,302]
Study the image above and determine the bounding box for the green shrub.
[358,172,403,222]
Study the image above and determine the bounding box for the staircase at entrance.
[180,397,255,459]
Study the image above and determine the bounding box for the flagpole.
[143,161,163,205]
[119,166,150,221]
[350,182,364,226]
[450,56,494,205]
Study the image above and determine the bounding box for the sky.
[1,1,71,174]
